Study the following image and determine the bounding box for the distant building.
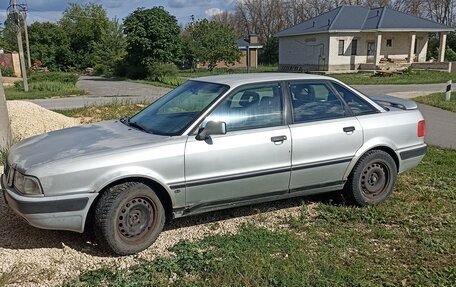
[276,6,453,72]
[0,51,22,77]
[197,34,263,69]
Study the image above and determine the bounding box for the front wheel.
[344,150,397,206]
[94,182,165,255]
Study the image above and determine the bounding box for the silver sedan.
[1,73,427,255]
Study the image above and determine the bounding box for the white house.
[276,6,453,72]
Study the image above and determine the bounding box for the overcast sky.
[0,0,236,26]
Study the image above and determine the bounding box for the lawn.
[64,145,455,287]
[4,72,85,100]
[329,70,456,85]
[414,92,456,113]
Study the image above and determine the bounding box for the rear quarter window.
[332,82,377,116]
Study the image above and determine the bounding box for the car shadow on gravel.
[0,191,345,257]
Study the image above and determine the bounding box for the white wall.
[279,34,329,69]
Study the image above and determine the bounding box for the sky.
[0,0,237,26]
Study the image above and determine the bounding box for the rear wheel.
[94,182,165,255]
[344,150,397,206]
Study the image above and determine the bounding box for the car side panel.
[343,109,425,178]
[289,117,363,190]
[28,137,188,209]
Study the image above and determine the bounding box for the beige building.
[276,6,453,72]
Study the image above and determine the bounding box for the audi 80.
[1,73,427,255]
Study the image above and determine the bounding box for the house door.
[367,41,375,63]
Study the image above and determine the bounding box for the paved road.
[28,76,171,110]
[353,83,446,99]
[26,76,455,148]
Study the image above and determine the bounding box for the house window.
[386,39,393,47]
[351,39,358,55]
[338,40,345,55]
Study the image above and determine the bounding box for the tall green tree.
[123,7,181,78]
[28,22,71,70]
[185,19,241,71]
[59,3,124,70]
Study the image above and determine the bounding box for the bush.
[27,72,79,84]
[445,48,456,61]
[147,62,178,81]
[93,64,107,76]
[1,66,15,77]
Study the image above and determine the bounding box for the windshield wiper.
[120,116,150,133]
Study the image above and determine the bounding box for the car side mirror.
[196,121,226,140]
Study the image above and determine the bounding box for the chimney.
[248,34,258,44]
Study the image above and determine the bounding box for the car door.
[288,81,363,192]
[184,83,292,208]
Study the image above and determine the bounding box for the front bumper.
[1,174,98,233]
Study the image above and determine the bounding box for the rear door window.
[289,82,346,123]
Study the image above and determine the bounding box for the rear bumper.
[1,174,98,233]
[397,144,427,173]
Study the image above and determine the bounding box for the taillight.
[418,120,425,137]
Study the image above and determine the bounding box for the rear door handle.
[343,126,356,133]
[271,135,287,142]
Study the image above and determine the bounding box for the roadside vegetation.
[414,92,456,113]
[64,146,455,286]
[330,70,456,85]
[5,72,85,100]
[56,101,150,123]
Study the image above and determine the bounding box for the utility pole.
[21,6,31,68]
[11,0,29,92]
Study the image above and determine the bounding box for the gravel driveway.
[0,182,309,286]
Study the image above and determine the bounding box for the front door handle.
[343,126,356,133]
[271,135,287,142]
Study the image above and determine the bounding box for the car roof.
[192,73,335,87]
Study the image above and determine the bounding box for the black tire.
[344,150,397,206]
[94,182,165,255]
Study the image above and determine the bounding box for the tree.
[59,3,124,70]
[185,19,241,71]
[28,22,71,70]
[123,7,181,78]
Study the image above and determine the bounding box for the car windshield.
[128,80,228,136]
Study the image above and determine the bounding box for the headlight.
[14,171,43,196]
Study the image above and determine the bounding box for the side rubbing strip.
[169,166,291,189]
[400,146,427,160]
[292,157,352,171]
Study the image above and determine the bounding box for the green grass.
[5,72,85,100]
[329,70,456,85]
[414,92,456,113]
[65,146,456,287]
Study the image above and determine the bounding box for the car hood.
[8,120,168,171]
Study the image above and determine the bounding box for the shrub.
[27,72,79,84]
[147,62,178,81]
[93,64,107,76]
[1,66,15,77]
[445,48,456,61]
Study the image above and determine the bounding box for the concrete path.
[25,76,455,149]
[416,104,456,149]
[353,83,446,99]
[28,76,171,110]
